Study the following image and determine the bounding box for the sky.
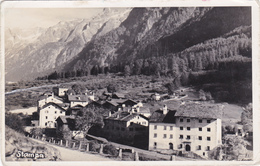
[4,8,103,29]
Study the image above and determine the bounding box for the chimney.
[117,113,120,119]
[136,106,140,113]
[108,111,111,117]
[52,92,54,98]
[163,104,168,115]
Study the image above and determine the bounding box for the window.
[154,133,157,138]
[163,134,167,138]
[154,142,157,149]
[154,125,157,130]
[199,127,202,131]
[170,126,173,130]
[164,126,167,130]
[45,116,48,119]
[179,135,183,139]
[45,122,47,126]
[180,126,183,130]
[187,127,190,131]
[198,136,202,140]
[198,145,201,150]
[130,122,133,126]
[170,134,173,139]
[207,137,211,141]
[207,128,211,132]
[54,123,57,127]
[179,144,183,149]
[207,119,211,123]
[199,119,202,123]
[187,119,190,122]
[60,111,62,114]
[207,146,210,151]
[180,118,183,122]
[55,111,57,114]
[142,122,146,125]
[186,135,190,140]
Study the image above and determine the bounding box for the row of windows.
[44,110,63,114]
[154,125,211,132]
[179,118,211,123]
[130,122,147,125]
[154,133,173,139]
[154,125,173,130]
[107,126,145,131]
[154,134,211,140]
[180,127,211,132]
[179,135,211,141]
[45,122,57,127]
[153,142,211,151]
[45,116,58,119]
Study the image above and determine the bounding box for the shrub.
[103,144,118,156]
[89,140,100,152]
[5,113,25,133]
[30,128,44,137]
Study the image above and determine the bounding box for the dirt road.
[31,139,113,161]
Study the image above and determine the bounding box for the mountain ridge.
[5,7,251,82]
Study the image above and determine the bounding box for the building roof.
[112,93,126,98]
[56,115,75,124]
[68,95,88,102]
[38,93,64,101]
[104,99,126,107]
[41,102,66,112]
[106,111,149,122]
[149,110,177,123]
[122,99,138,105]
[175,103,224,119]
[56,103,70,108]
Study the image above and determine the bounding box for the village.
[13,81,251,161]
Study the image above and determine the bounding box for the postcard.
[1,0,259,165]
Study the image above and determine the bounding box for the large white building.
[149,103,223,158]
[38,102,66,128]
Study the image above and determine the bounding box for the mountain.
[5,7,251,81]
[63,7,251,72]
[5,8,132,81]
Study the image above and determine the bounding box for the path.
[30,138,112,161]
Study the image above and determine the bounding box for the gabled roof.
[175,103,224,119]
[122,99,138,105]
[149,110,177,123]
[41,102,66,112]
[106,111,148,122]
[68,95,88,102]
[104,99,126,107]
[112,93,126,98]
[56,115,75,124]
[38,94,63,101]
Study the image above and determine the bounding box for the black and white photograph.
[1,0,259,165]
